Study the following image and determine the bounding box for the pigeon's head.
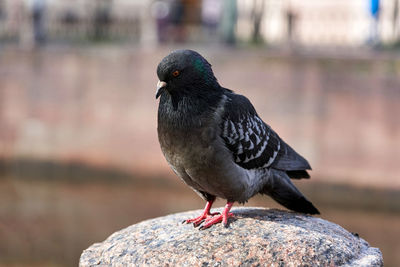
[156,50,219,99]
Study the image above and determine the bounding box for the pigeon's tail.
[260,169,320,215]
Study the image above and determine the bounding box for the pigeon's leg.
[199,202,234,230]
[183,200,219,227]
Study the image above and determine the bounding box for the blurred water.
[0,170,399,266]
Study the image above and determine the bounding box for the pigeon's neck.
[158,89,223,129]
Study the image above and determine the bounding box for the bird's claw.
[182,212,222,228]
[198,212,234,230]
[183,202,234,229]
[193,220,203,227]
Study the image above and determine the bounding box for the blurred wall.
[0,47,399,189]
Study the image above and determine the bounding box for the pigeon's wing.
[220,93,280,170]
[220,92,311,177]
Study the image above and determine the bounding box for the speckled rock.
[80,207,383,266]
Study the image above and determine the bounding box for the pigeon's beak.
[156,80,167,99]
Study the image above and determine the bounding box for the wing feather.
[220,91,311,176]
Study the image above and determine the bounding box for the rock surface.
[80,207,383,266]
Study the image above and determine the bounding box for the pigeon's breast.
[158,122,265,202]
[157,122,218,174]
[157,122,217,191]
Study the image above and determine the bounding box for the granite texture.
[80,207,383,266]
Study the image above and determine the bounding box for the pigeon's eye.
[172,70,180,77]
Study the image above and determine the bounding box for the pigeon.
[156,49,319,229]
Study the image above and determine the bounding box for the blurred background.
[0,0,399,266]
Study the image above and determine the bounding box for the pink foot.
[183,200,218,227]
[199,212,234,230]
[199,202,234,230]
[184,212,220,227]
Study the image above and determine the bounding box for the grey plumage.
[156,50,319,228]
